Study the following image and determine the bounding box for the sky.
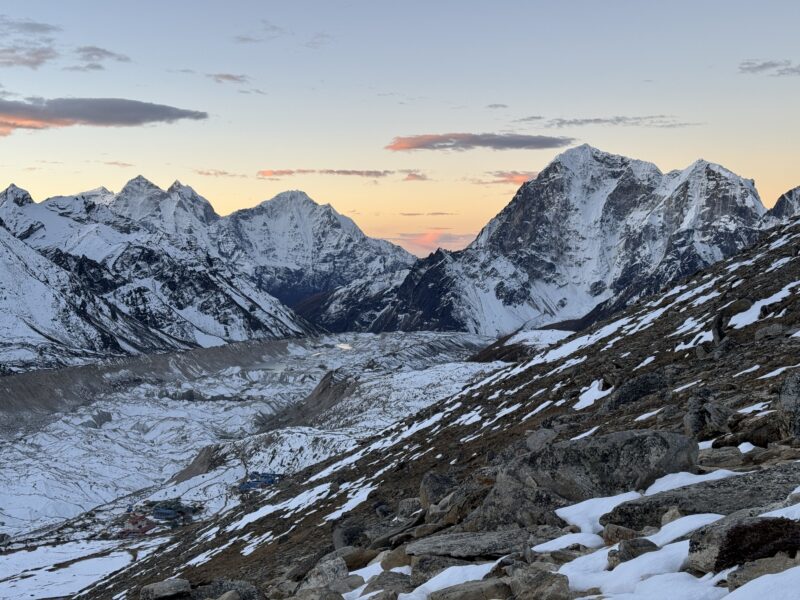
[0,1,798,256]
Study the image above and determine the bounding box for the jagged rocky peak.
[328,145,774,337]
[0,183,34,208]
[766,186,800,222]
[110,175,219,232]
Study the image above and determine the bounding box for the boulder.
[507,565,572,600]
[526,428,558,453]
[410,555,469,587]
[216,593,241,600]
[194,580,260,600]
[683,398,732,439]
[332,518,367,549]
[428,578,512,600]
[779,373,800,438]
[602,523,639,545]
[661,506,683,525]
[398,497,422,518]
[291,590,344,600]
[140,579,191,600]
[463,430,696,532]
[688,516,800,573]
[698,446,744,469]
[328,575,365,594]
[426,480,492,526]
[406,529,531,559]
[460,469,569,531]
[607,538,658,569]
[520,430,697,501]
[727,552,800,590]
[602,371,668,413]
[363,571,414,595]
[319,545,378,570]
[367,592,398,600]
[600,461,800,530]
[299,557,349,591]
[420,471,455,509]
[380,544,412,569]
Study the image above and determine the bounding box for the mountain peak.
[268,190,318,207]
[121,175,162,194]
[0,183,34,208]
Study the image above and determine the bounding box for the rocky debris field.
[50,218,800,599]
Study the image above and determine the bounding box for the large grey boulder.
[727,553,800,590]
[601,461,800,530]
[410,555,469,587]
[607,537,658,569]
[683,398,732,439]
[363,571,414,595]
[688,516,800,573]
[779,373,800,438]
[299,557,349,591]
[428,578,512,600]
[507,565,572,600]
[602,371,668,413]
[419,471,455,509]
[521,430,697,500]
[463,430,696,532]
[140,579,191,600]
[406,529,531,559]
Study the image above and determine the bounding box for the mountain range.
[0,144,797,371]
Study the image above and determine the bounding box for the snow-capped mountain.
[0,181,414,372]
[0,183,309,371]
[316,145,791,336]
[212,190,415,307]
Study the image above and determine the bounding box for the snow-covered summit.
[319,145,775,336]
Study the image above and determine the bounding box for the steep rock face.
[763,186,800,226]
[212,191,415,307]
[324,145,768,336]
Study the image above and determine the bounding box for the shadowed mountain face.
[314,145,796,336]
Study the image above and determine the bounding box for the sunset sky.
[0,1,798,255]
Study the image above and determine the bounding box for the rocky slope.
[316,145,798,337]
[53,212,800,599]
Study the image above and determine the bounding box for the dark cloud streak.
[385,132,574,151]
[0,97,207,136]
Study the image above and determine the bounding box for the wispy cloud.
[738,58,796,75]
[0,97,207,136]
[234,20,286,43]
[474,170,538,185]
[486,103,508,109]
[76,45,130,63]
[102,160,133,168]
[544,115,697,128]
[386,132,574,152]
[195,168,245,178]
[390,230,475,255]
[0,15,60,69]
[207,73,249,84]
[257,168,424,180]
[515,115,544,122]
[304,32,333,49]
[401,170,429,181]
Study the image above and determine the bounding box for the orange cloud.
[475,170,538,185]
[390,230,476,256]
